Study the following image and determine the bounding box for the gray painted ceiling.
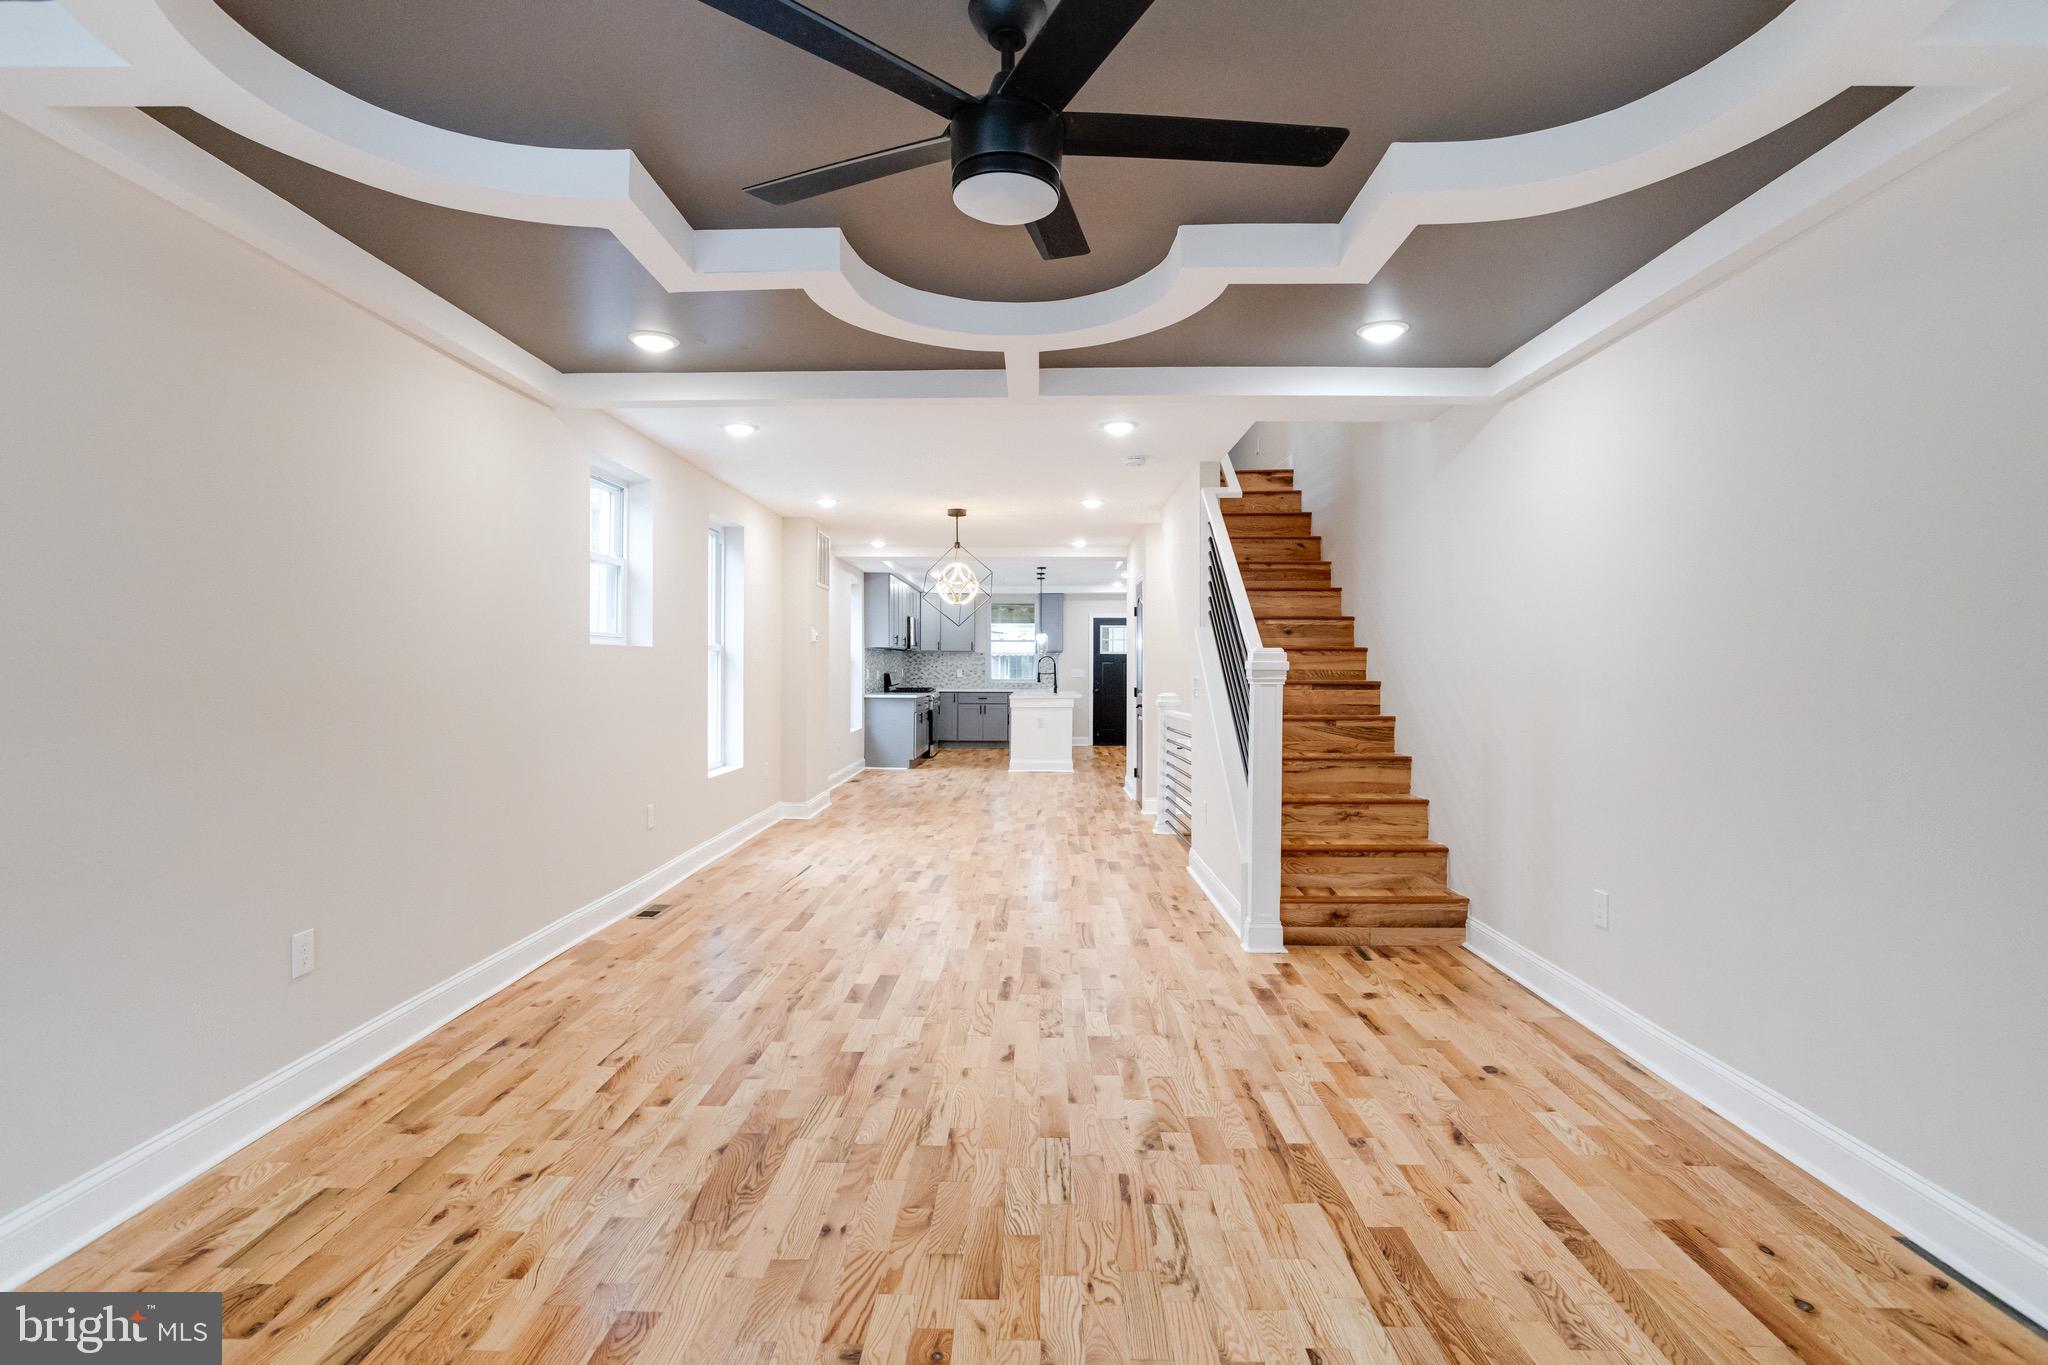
[211,0,1795,304]
[149,109,1001,373]
[1045,87,1905,369]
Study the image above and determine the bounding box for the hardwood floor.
[31,747,2041,1363]
[1226,469,1471,946]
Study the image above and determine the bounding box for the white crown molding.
[1464,921,2048,1326]
[2,1,2045,431]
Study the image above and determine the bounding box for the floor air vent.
[634,904,670,919]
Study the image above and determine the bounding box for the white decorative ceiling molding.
[2,0,2045,416]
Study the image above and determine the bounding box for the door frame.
[1089,614,1129,748]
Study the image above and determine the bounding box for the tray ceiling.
[209,0,1794,304]
[1045,88,1903,370]
[148,109,1002,374]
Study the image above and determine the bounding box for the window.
[989,601,1037,681]
[849,572,863,731]
[708,524,744,771]
[1097,621,1127,655]
[588,475,626,641]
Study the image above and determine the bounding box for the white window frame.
[589,474,627,644]
[849,570,863,732]
[989,600,1038,682]
[708,523,744,774]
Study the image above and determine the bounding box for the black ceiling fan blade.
[694,0,971,119]
[1000,0,1154,112]
[1027,191,1089,259]
[1063,111,1350,166]
[744,135,951,205]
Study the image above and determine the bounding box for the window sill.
[707,762,744,779]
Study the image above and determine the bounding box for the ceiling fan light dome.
[951,167,1060,226]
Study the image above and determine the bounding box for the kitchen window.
[989,601,1037,682]
[589,475,627,642]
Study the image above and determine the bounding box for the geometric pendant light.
[921,508,994,627]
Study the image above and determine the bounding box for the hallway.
[31,749,2042,1363]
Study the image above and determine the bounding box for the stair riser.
[1249,590,1345,618]
[1283,720,1396,754]
[1283,849,1450,880]
[1224,512,1314,537]
[1231,537,1322,562]
[1240,565,1333,588]
[1284,926,1466,946]
[1281,903,1469,929]
[1281,648,1367,679]
[1283,760,1412,794]
[1234,470,1294,493]
[1284,803,1430,839]
[1286,687,1381,717]
[1259,619,1354,645]
[1229,491,1303,514]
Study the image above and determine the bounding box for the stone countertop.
[863,691,936,700]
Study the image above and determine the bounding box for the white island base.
[1008,693,1076,773]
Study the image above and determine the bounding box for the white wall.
[0,119,845,1226]
[1273,98,2048,1254]
[1056,593,1127,743]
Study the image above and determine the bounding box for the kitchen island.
[1008,693,1076,773]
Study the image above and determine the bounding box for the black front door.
[1093,618,1128,746]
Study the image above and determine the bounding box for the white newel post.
[1243,646,1290,952]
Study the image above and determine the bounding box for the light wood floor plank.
[28,748,2044,1364]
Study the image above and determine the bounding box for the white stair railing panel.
[1188,458,1289,953]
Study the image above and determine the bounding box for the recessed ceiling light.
[1099,420,1137,438]
[629,330,680,353]
[1080,497,1103,510]
[815,496,837,509]
[870,538,886,548]
[1356,320,1409,345]
[1071,538,1088,548]
[722,422,758,438]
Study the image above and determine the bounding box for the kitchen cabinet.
[941,691,1010,743]
[864,572,924,649]
[1037,593,1065,653]
[916,595,987,653]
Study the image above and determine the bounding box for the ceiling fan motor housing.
[950,96,1064,216]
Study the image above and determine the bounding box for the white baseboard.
[0,795,823,1290]
[1140,797,1158,815]
[778,758,865,819]
[1463,920,2048,1325]
[1124,776,1137,801]
[1070,735,1091,747]
[1187,848,1242,939]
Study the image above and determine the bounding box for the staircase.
[1226,469,1469,946]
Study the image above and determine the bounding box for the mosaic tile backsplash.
[864,648,1061,693]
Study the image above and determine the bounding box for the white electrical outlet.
[1592,889,1611,931]
[645,803,656,830]
[290,928,316,979]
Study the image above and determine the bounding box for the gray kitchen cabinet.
[864,573,901,648]
[867,572,925,649]
[943,691,1010,743]
[933,695,959,742]
[1037,593,1065,653]
[915,595,985,652]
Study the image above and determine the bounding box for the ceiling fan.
[693,0,1351,259]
